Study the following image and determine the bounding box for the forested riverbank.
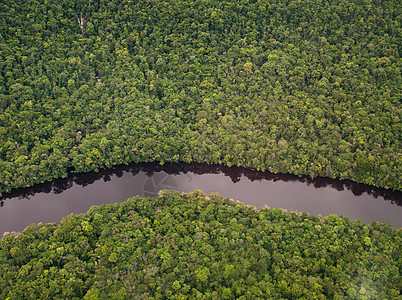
[1,162,402,235]
[1,1,401,297]
[0,0,401,196]
[1,191,401,299]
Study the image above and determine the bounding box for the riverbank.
[1,191,400,299]
[1,163,401,234]
[1,0,401,197]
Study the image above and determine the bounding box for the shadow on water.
[1,162,402,206]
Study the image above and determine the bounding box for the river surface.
[1,163,401,235]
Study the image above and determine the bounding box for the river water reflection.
[1,163,401,234]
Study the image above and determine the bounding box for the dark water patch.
[2,163,401,204]
[1,163,401,234]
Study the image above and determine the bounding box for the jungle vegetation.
[0,191,401,299]
[0,0,401,196]
[1,1,401,298]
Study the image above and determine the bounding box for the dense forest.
[1,191,401,299]
[0,0,401,197]
[1,1,401,298]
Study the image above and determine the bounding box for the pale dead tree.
[77,13,88,34]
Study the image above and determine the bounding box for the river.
[1,163,401,235]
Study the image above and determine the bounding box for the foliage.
[0,191,400,299]
[0,0,401,197]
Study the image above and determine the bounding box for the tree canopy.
[1,191,401,299]
[0,0,401,196]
